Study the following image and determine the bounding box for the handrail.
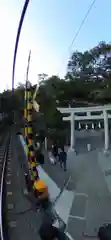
[0,135,10,240]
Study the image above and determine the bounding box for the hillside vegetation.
[0,41,111,141]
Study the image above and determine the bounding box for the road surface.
[7,134,111,240]
[43,139,111,240]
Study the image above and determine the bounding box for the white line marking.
[65,176,72,188]
[69,215,86,220]
[8,204,13,209]
[75,193,88,198]
[7,173,11,176]
[6,180,11,185]
[7,192,12,196]
[84,196,89,222]
[65,232,75,240]
[9,221,16,228]
[23,189,28,195]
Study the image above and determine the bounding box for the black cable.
[12,0,30,91]
[68,0,96,53]
[58,0,97,75]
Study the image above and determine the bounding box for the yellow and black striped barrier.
[24,83,28,155]
[26,81,39,184]
[24,51,47,192]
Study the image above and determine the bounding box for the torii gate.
[57,105,111,153]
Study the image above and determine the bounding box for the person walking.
[52,143,58,163]
[39,222,66,240]
[33,177,50,211]
[59,147,67,171]
[35,148,44,165]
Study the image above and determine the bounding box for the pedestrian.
[49,151,56,165]
[33,177,50,211]
[98,223,111,239]
[39,222,66,240]
[52,143,58,161]
[24,172,32,192]
[35,149,44,165]
[59,147,67,171]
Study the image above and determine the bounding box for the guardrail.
[0,134,10,240]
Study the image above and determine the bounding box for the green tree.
[67,41,111,82]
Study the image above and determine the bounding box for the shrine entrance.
[57,104,111,153]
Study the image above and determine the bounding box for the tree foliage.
[0,41,111,140]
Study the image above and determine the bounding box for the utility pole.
[24,50,31,142]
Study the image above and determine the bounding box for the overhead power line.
[68,0,96,52]
[58,0,97,75]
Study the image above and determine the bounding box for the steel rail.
[0,134,10,240]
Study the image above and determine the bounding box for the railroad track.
[0,133,11,240]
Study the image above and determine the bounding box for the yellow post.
[24,50,31,156]
[27,81,39,184]
[24,51,48,192]
[24,82,28,155]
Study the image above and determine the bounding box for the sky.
[0,0,111,92]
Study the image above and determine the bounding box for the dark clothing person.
[39,222,66,240]
[59,148,67,171]
[34,179,49,211]
[24,172,32,192]
[98,223,111,240]
[52,144,58,158]
[35,196,49,210]
[35,149,44,165]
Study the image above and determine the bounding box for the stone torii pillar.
[103,109,109,152]
[70,112,75,151]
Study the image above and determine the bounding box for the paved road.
[44,142,111,240]
[6,134,111,240]
[67,149,111,239]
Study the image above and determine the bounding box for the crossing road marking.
[66,232,75,240]
[8,204,13,210]
[7,192,12,196]
[9,221,16,228]
[6,180,11,185]
[69,215,86,221]
[23,188,28,195]
[75,193,88,198]
[7,173,11,176]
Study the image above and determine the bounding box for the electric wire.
[58,0,97,75]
